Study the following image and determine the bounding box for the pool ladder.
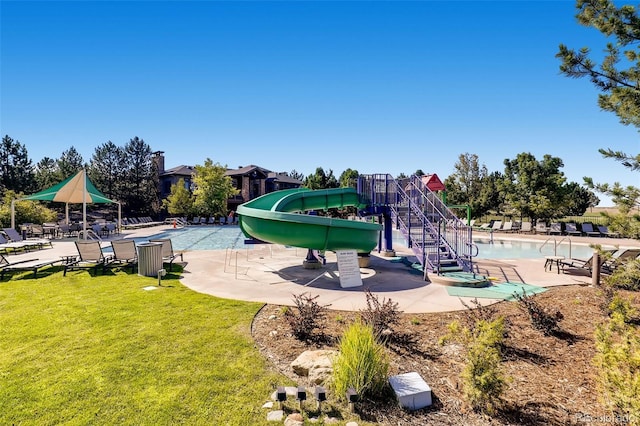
[539,236,573,258]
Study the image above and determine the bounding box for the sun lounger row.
[473,220,533,234]
[121,217,164,229]
[0,228,52,254]
[63,238,184,276]
[190,216,238,225]
[536,222,620,237]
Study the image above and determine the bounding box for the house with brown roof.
[155,152,303,211]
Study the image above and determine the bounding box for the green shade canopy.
[21,170,113,203]
[11,169,120,239]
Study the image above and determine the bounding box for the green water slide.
[237,187,382,253]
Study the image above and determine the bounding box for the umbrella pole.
[82,169,87,240]
[11,200,15,229]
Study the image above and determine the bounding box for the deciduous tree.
[191,159,238,217]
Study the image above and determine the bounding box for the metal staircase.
[358,174,477,276]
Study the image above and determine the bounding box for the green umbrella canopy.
[22,169,113,203]
[12,169,120,236]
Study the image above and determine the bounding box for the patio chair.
[548,222,563,235]
[580,223,601,238]
[2,227,52,249]
[0,253,61,279]
[597,225,620,238]
[535,221,548,234]
[148,238,184,272]
[604,248,640,272]
[63,240,114,276]
[110,239,138,273]
[564,222,582,237]
[0,234,33,253]
[560,249,618,275]
[501,221,514,232]
[519,221,533,234]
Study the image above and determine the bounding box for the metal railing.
[358,174,475,274]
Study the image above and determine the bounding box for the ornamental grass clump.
[331,320,390,401]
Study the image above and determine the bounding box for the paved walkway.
[14,226,640,314]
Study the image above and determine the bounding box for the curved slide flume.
[237,188,382,253]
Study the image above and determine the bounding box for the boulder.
[291,350,337,385]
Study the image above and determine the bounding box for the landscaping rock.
[262,401,274,409]
[291,350,337,384]
[266,410,284,422]
[284,412,304,426]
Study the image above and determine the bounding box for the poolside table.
[544,255,565,274]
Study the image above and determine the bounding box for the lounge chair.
[2,227,52,249]
[597,225,620,238]
[560,249,618,275]
[580,223,601,238]
[535,221,548,234]
[491,220,503,231]
[564,222,582,237]
[148,238,183,272]
[0,253,61,279]
[519,221,533,234]
[501,221,514,232]
[548,222,563,235]
[63,240,114,276]
[0,234,33,253]
[110,240,138,273]
[207,216,216,225]
[604,248,640,271]
[191,217,201,225]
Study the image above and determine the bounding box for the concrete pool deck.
[24,224,640,314]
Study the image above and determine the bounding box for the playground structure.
[237,174,477,279]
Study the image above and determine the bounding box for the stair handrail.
[358,173,473,274]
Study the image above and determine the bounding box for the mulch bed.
[251,284,639,425]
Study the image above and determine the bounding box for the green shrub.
[440,317,507,414]
[593,312,640,420]
[606,259,640,291]
[331,320,389,401]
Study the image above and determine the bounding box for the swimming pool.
[139,226,608,260]
[141,226,252,250]
[473,238,603,260]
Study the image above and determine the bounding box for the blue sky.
[1,1,638,206]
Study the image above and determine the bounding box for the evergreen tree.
[89,141,125,201]
[121,137,157,216]
[0,135,35,195]
[57,146,84,179]
[557,0,639,212]
[34,157,60,191]
[339,168,359,188]
[304,167,339,189]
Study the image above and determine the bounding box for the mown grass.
[0,266,287,425]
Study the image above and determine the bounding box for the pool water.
[142,226,252,250]
[474,238,603,260]
[139,226,607,261]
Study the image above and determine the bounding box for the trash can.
[137,242,163,277]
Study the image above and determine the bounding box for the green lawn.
[0,266,288,425]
